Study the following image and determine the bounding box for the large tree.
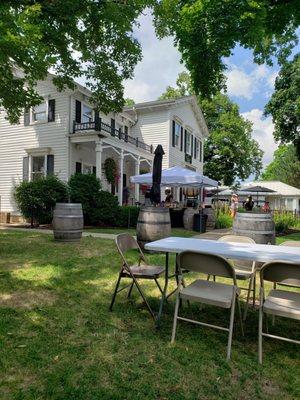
[264,54,300,159]
[154,1,300,98]
[261,144,300,189]
[0,1,151,123]
[159,72,263,185]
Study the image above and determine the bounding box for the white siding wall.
[0,78,70,213]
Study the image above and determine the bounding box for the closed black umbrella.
[150,145,165,205]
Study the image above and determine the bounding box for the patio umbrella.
[241,185,276,206]
[149,145,165,205]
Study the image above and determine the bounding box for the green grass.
[276,232,300,244]
[85,227,197,238]
[0,231,299,399]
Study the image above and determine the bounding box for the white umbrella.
[130,166,218,187]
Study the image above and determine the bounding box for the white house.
[217,181,300,212]
[0,76,208,219]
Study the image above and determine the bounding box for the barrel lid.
[55,203,83,209]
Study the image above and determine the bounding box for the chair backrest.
[178,251,237,284]
[279,241,300,248]
[115,234,144,267]
[260,261,300,287]
[218,235,255,270]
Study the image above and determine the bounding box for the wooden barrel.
[233,212,275,244]
[137,206,171,249]
[203,207,216,229]
[52,203,83,242]
[183,208,198,230]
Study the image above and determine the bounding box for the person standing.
[230,194,239,218]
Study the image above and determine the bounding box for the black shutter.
[199,141,202,162]
[194,138,197,158]
[184,130,187,153]
[111,118,115,136]
[76,162,82,173]
[124,125,128,141]
[47,155,54,175]
[24,109,30,126]
[191,135,194,157]
[23,156,29,181]
[92,166,96,175]
[94,111,101,130]
[75,100,81,123]
[48,99,55,122]
[172,120,175,147]
[180,127,183,151]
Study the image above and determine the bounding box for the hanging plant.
[104,157,118,185]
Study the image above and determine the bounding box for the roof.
[218,181,300,197]
[124,95,209,138]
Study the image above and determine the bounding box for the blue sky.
[123,12,299,171]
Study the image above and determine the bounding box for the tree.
[124,98,135,106]
[159,73,263,185]
[261,145,300,188]
[264,54,300,159]
[154,1,300,98]
[0,1,151,123]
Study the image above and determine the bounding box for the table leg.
[156,252,169,328]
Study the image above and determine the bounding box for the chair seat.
[263,289,300,320]
[180,279,239,309]
[124,265,165,279]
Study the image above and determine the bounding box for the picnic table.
[145,237,300,326]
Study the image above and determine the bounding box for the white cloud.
[241,109,277,166]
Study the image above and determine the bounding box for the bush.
[215,212,233,229]
[274,211,299,233]
[14,175,68,226]
[69,173,102,225]
[90,190,119,226]
[117,206,140,228]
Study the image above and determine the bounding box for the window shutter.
[94,111,101,130]
[23,156,29,181]
[194,138,197,158]
[184,130,187,153]
[24,109,30,126]
[111,118,115,136]
[75,100,81,123]
[48,99,55,122]
[191,135,194,157]
[76,162,82,173]
[47,155,54,175]
[199,141,202,162]
[180,127,183,151]
[172,121,175,147]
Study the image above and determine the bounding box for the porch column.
[118,150,124,205]
[134,156,140,203]
[95,139,103,181]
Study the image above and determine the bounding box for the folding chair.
[171,251,244,360]
[217,235,257,320]
[276,241,300,288]
[258,261,300,364]
[109,233,165,320]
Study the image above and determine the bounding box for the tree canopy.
[264,54,300,159]
[154,0,300,98]
[159,72,263,185]
[0,1,151,123]
[261,144,300,189]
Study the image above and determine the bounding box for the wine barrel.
[183,208,198,231]
[52,203,83,242]
[137,206,171,249]
[233,212,275,244]
[203,207,216,229]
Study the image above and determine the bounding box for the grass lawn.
[0,231,299,399]
[85,227,197,238]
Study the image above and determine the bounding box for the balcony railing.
[72,120,153,153]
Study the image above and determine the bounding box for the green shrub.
[273,211,299,233]
[69,173,102,225]
[215,212,233,229]
[90,190,119,226]
[117,206,140,228]
[14,175,68,226]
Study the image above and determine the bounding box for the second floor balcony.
[72,119,153,154]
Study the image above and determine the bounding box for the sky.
[123,12,298,173]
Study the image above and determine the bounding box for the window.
[186,131,192,155]
[195,139,200,159]
[82,164,93,174]
[286,198,294,211]
[32,102,47,122]
[174,122,181,147]
[82,104,93,123]
[31,156,45,180]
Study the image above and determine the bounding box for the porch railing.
[72,120,153,153]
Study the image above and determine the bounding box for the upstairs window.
[82,104,93,123]
[195,138,200,159]
[185,131,192,155]
[32,102,47,122]
[174,122,181,147]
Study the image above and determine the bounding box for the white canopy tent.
[130,166,218,188]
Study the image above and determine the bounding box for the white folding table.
[145,237,300,326]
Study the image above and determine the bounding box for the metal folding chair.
[171,251,244,360]
[109,233,165,320]
[258,261,300,364]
